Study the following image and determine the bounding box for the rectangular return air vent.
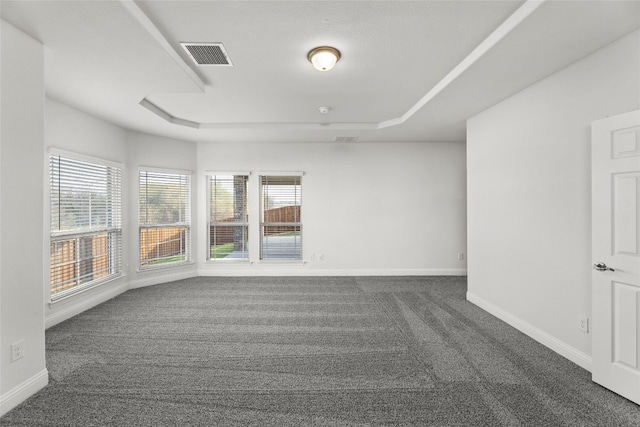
[180,43,233,66]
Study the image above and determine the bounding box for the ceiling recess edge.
[128,0,547,131]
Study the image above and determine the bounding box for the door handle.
[593,262,614,272]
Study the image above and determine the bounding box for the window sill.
[205,258,250,264]
[49,274,125,306]
[257,259,305,265]
[202,260,305,266]
[137,261,195,274]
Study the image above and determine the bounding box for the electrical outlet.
[458,253,465,260]
[578,316,589,333]
[11,340,25,362]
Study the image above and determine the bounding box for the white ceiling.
[2,0,639,143]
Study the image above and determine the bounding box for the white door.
[592,109,640,404]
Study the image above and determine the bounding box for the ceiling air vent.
[334,136,359,142]
[180,43,233,66]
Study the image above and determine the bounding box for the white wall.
[0,20,48,416]
[197,141,467,276]
[467,30,640,370]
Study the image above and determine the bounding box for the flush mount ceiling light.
[308,46,341,71]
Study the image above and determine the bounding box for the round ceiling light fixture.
[308,46,341,71]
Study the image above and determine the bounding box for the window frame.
[48,149,123,302]
[206,172,250,262]
[138,167,192,271]
[259,173,303,261]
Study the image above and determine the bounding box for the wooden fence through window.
[140,226,187,266]
[50,233,111,295]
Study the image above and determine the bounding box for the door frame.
[591,109,640,405]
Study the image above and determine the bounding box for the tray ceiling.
[2,0,639,143]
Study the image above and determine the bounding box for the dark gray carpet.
[3,276,639,426]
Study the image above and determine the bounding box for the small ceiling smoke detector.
[308,46,341,71]
[319,106,330,114]
[180,43,233,66]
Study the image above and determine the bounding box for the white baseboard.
[45,281,130,329]
[129,269,198,289]
[198,267,467,277]
[466,291,592,372]
[0,369,48,417]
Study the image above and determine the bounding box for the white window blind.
[260,175,302,260]
[208,174,249,260]
[139,170,191,269]
[49,154,122,300]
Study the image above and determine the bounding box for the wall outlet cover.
[578,316,589,333]
[11,340,25,362]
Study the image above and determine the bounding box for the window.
[139,169,191,269]
[260,175,302,260]
[49,153,122,300]
[208,174,249,260]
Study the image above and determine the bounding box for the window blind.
[139,170,191,268]
[208,174,249,260]
[260,175,302,260]
[49,154,122,300]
